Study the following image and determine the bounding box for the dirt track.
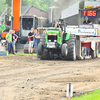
[0,55,100,100]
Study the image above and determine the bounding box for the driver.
[83,16,92,24]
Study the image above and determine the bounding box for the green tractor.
[37,20,80,60]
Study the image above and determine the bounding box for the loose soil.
[0,55,100,100]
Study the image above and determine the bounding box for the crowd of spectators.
[28,28,41,54]
[1,28,46,54]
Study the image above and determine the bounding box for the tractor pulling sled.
[37,9,100,60]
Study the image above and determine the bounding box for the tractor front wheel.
[61,43,68,57]
[37,42,44,55]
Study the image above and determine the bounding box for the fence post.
[68,83,71,100]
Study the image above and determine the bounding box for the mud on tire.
[66,34,76,60]
[38,34,50,60]
[61,43,68,57]
[40,34,45,44]
[37,42,44,55]
[40,49,50,60]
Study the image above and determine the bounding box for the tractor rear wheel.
[40,34,45,44]
[91,49,95,59]
[66,34,76,60]
[98,43,100,53]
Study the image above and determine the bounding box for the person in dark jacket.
[83,16,92,24]
[28,28,34,54]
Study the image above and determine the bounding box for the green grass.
[70,89,100,100]
[8,52,36,56]
[7,52,100,56]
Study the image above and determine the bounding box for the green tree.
[28,0,52,12]
[0,0,54,16]
[0,0,7,15]
[22,0,29,6]
[6,0,12,6]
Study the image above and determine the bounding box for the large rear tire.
[98,43,100,53]
[40,34,45,43]
[66,34,76,60]
[91,50,95,59]
[37,34,45,58]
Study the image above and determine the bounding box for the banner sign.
[0,25,6,31]
[66,28,98,36]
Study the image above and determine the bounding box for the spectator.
[34,29,40,53]
[28,28,34,54]
[0,33,1,41]
[43,29,46,35]
[12,30,18,53]
[6,30,14,54]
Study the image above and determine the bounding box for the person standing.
[28,28,34,54]
[12,30,18,53]
[6,30,14,54]
[0,33,1,41]
[34,29,40,53]
[43,29,46,35]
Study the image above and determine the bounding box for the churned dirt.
[0,55,100,100]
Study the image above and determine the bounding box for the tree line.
[0,0,54,16]
[0,0,98,16]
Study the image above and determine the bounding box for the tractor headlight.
[54,40,57,42]
[49,40,51,42]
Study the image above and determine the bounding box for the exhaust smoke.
[53,0,84,10]
[49,0,84,23]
